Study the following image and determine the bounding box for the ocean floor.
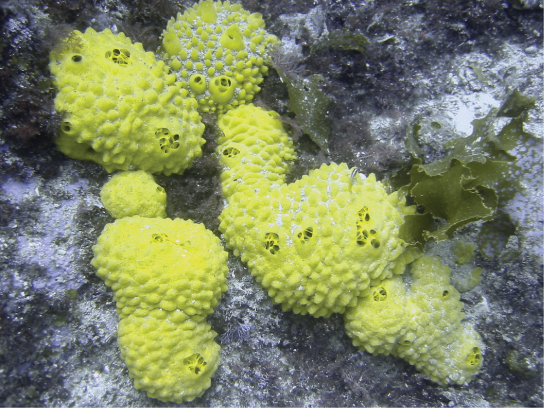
[0,0,542,406]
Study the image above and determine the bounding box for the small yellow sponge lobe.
[50,28,205,175]
[92,216,228,402]
[217,104,414,318]
[100,171,167,219]
[217,104,296,198]
[118,315,220,403]
[160,0,280,112]
[343,276,408,355]
[344,255,484,385]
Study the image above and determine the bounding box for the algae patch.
[280,73,331,152]
[394,90,539,257]
[310,29,369,55]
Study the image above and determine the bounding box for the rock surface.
[0,0,542,406]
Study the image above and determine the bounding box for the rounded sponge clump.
[92,216,228,321]
[92,216,228,402]
[50,28,205,175]
[217,104,414,318]
[100,171,167,219]
[344,255,484,385]
[216,103,296,199]
[118,315,220,403]
[160,0,280,112]
[343,276,409,355]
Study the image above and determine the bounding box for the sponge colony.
[161,0,279,112]
[92,216,228,402]
[217,104,416,318]
[344,255,484,385]
[50,28,205,175]
[100,171,167,219]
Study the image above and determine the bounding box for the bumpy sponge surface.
[217,104,414,318]
[118,315,220,403]
[344,255,484,385]
[92,216,228,321]
[160,0,279,112]
[100,171,167,219]
[217,103,296,198]
[50,28,205,175]
[343,276,409,355]
[92,216,228,402]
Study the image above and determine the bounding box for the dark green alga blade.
[283,74,331,152]
[410,160,497,241]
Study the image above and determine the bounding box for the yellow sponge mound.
[118,315,220,403]
[344,255,484,385]
[92,216,228,320]
[217,104,415,317]
[50,28,205,175]
[160,0,280,112]
[343,276,409,355]
[92,216,228,402]
[100,171,167,219]
[217,104,296,198]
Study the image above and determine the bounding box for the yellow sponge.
[100,171,167,219]
[217,104,414,318]
[92,216,228,320]
[216,104,296,198]
[50,28,205,175]
[118,315,220,403]
[343,275,408,355]
[344,255,484,385]
[160,0,280,112]
[92,216,228,401]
